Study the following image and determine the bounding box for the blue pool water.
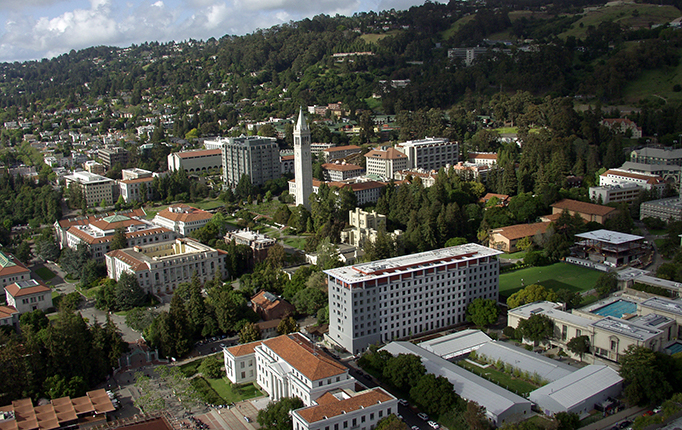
[667,342,682,355]
[592,300,638,318]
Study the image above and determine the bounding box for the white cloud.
[0,0,431,62]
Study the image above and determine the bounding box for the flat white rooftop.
[591,316,661,341]
[324,243,502,283]
[640,297,682,316]
[529,365,622,411]
[575,229,644,245]
[510,301,595,328]
[418,329,492,359]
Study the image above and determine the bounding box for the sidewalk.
[581,406,649,430]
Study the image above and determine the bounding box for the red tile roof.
[57,209,146,229]
[263,333,347,381]
[0,305,17,320]
[492,222,551,241]
[322,163,363,172]
[120,177,155,185]
[323,145,361,153]
[106,250,147,272]
[551,199,616,217]
[5,280,50,298]
[296,388,394,423]
[365,147,406,160]
[602,169,664,185]
[226,340,264,357]
[174,149,221,159]
[155,205,213,223]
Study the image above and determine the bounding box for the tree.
[517,314,554,345]
[619,345,673,405]
[375,414,408,430]
[595,272,618,298]
[566,335,590,361]
[239,322,261,344]
[257,397,304,430]
[292,287,327,315]
[556,289,582,310]
[466,298,499,328]
[277,316,299,335]
[115,272,146,311]
[315,238,341,270]
[506,284,558,309]
[383,354,426,391]
[35,238,60,261]
[198,354,224,379]
[463,401,492,430]
[555,412,580,430]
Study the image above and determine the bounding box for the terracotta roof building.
[152,204,213,237]
[489,222,551,253]
[468,152,498,166]
[167,149,222,173]
[289,178,387,206]
[5,280,53,314]
[322,145,362,162]
[292,388,397,430]
[551,199,617,224]
[224,229,277,262]
[0,251,30,297]
[55,209,176,262]
[322,162,364,182]
[105,238,227,301]
[0,389,114,430]
[250,290,295,321]
[224,333,354,406]
[0,305,18,328]
[364,146,408,179]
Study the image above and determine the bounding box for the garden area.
[180,355,262,405]
[499,262,602,301]
[457,358,541,396]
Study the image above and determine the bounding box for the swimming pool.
[666,342,682,355]
[592,300,638,318]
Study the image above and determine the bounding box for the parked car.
[619,420,632,429]
[411,426,420,430]
[428,421,439,429]
[417,413,429,421]
[396,414,403,421]
[399,399,408,406]
[244,416,251,423]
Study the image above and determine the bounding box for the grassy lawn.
[360,31,400,44]
[192,199,225,211]
[500,250,527,260]
[180,359,204,378]
[283,236,308,250]
[499,262,602,300]
[623,60,682,103]
[206,378,262,403]
[458,360,539,395]
[246,200,283,218]
[441,15,476,39]
[655,238,667,250]
[82,285,100,299]
[35,267,56,281]
[494,127,518,134]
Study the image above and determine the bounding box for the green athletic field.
[499,262,602,300]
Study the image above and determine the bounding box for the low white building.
[0,305,18,327]
[105,238,227,300]
[529,365,623,418]
[5,280,53,314]
[223,333,355,406]
[0,251,31,297]
[119,176,154,203]
[322,162,364,182]
[167,149,222,173]
[292,388,397,430]
[151,204,213,237]
[381,341,531,426]
[417,329,492,359]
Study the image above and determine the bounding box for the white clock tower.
[294,107,313,209]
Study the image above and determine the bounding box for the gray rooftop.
[640,297,682,316]
[641,197,682,209]
[591,316,661,341]
[574,229,644,245]
[418,329,492,359]
[476,341,575,383]
[629,313,673,329]
[380,342,530,420]
[324,243,502,283]
[632,147,682,159]
[529,365,622,410]
[509,301,596,328]
[621,161,682,173]
[633,274,682,291]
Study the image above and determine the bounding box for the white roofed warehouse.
[528,365,623,418]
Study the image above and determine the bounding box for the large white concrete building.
[105,238,226,300]
[5,280,53,314]
[0,251,30,297]
[222,136,281,187]
[324,243,503,355]
[64,171,115,207]
[364,147,408,179]
[294,108,313,209]
[395,138,459,171]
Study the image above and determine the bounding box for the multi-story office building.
[152,204,213,237]
[322,162,364,182]
[98,146,128,170]
[5,280,53,314]
[324,243,503,355]
[222,136,281,187]
[396,138,459,171]
[630,147,682,166]
[322,145,362,162]
[64,171,115,207]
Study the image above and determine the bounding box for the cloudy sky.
[0,0,437,63]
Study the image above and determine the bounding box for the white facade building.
[364,147,408,180]
[223,333,355,406]
[292,388,397,430]
[105,238,226,300]
[222,136,281,187]
[64,171,115,207]
[325,243,503,355]
[151,204,213,236]
[5,280,53,314]
[322,162,364,182]
[395,138,459,171]
[294,108,313,209]
[167,149,222,173]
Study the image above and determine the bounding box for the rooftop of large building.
[106,238,223,271]
[5,280,50,298]
[153,204,213,223]
[529,365,622,411]
[365,147,407,160]
[591,316,662,341]
[172,149,222,158]
[323,145,361,153]
[64,170,114,184]
[574,229,644,245]
[551,199,616,216]
[260,333,348,381]
[491,222,551,241]
[640,297,682,316]
[601,169,664,184]
[632,147,682,158]
[509,301,595,328]
[294,388,395,424]
[396,137,452,147]
[322,162,364,172]
[324,243,502,283]
[57,209,147,229]
[0,251,29,277]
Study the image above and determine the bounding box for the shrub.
[503,326,517,338]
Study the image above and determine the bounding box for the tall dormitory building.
[324,243,502,355]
